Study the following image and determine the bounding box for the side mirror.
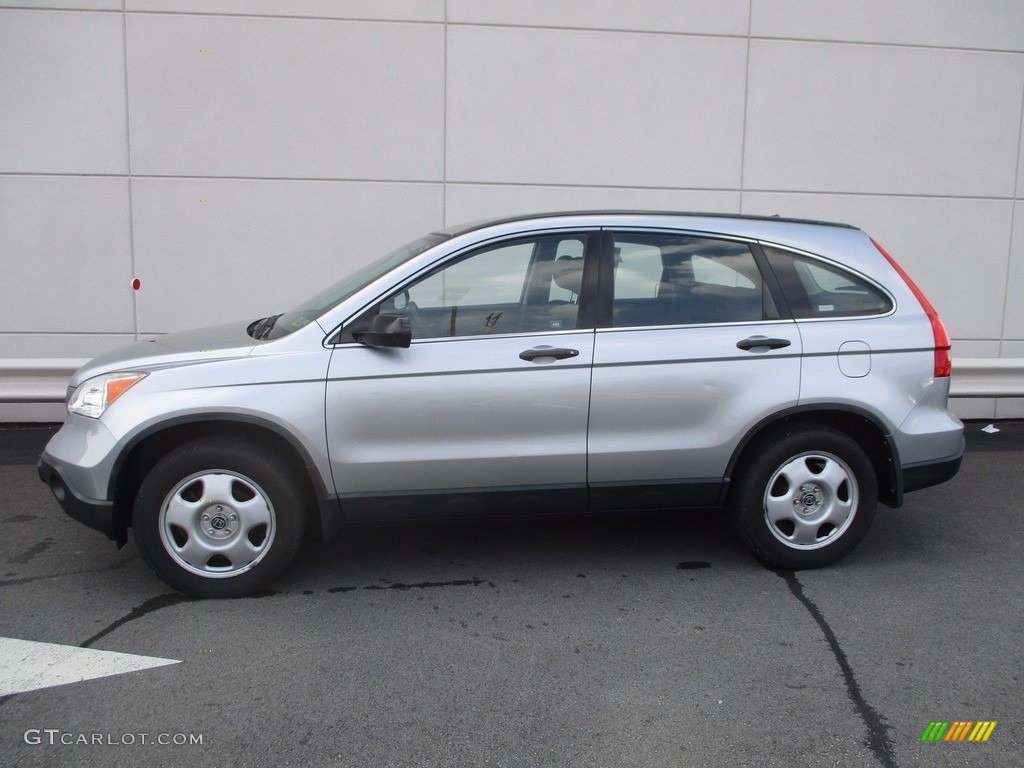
[353,312,411,349]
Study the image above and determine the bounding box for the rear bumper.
[901,438,965,494]
[37,455,121,543]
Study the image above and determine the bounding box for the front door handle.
[736,336,791,351]
[519,346,580,362]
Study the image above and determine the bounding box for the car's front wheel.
[729,425,877,569]
[133,437,306,598]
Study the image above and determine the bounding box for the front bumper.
[38,454,124,545]
[36,414,128,543]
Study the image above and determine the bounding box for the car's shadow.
[273,508,748,594]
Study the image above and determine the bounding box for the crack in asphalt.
[774,568,897,768]
[0,555,140,588]
[80,593,195,649]
[78,578,492,649]
[329,578,491,593]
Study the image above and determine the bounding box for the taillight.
[872,239,951,378]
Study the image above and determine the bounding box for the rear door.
[587,230,802,509]
[325,231,599,519]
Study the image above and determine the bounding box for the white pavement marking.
[0,636,180,696]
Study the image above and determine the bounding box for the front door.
[325,231,598,519]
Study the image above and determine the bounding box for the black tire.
[728,425,877,569]
[133,437,307,598]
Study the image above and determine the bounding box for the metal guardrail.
[0,358,89,404]
[947,358,1024,398]
[0,356,1022,404]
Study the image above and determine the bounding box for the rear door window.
[610,233,774,327]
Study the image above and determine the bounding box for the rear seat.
[613,283,762,327]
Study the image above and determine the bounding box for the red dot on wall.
[132,278,142,291]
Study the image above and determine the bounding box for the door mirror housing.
[353,312,412,348]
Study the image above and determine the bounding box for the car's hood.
[70,321,257,388]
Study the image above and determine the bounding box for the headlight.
[67,372,148,418]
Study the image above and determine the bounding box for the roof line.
[434,210,860,237]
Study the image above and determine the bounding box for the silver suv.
[38,212,964,597]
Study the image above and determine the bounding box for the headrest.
[552,255,584,295]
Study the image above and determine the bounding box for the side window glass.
[611,233,767,327]
[409,242,533,309]
[613,242,663,299]
[691,254,756,288]
[762,246,893,318]
[345,234,589,342]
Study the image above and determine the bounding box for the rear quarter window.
[762,246,893,318]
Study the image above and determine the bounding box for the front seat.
[552,255,584,300]
[543,255,585,330]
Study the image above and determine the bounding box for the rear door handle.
[736,336,791,351]
[519,346,580,362]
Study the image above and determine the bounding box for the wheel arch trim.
[108,413,339,541]
[724,404,903,507]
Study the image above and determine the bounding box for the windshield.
[262,233,448,339]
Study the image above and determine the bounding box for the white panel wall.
[751,0,1024,50]
[1,1,1022,420]
[0,176,135,332]
[1003,204,1024,346]
[447,0,749,36]
[0,9,127,173]
[744,41,1022,197]
[124,0,445,22]
[446,26,747,188]
[445,185,741,226]
[126,14,445,180]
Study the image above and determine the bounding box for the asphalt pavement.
[0,422,1021,767]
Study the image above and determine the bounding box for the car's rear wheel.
[729,425,877,569]
[133,437,306,598]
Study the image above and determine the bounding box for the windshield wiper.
[249,313,283,340]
